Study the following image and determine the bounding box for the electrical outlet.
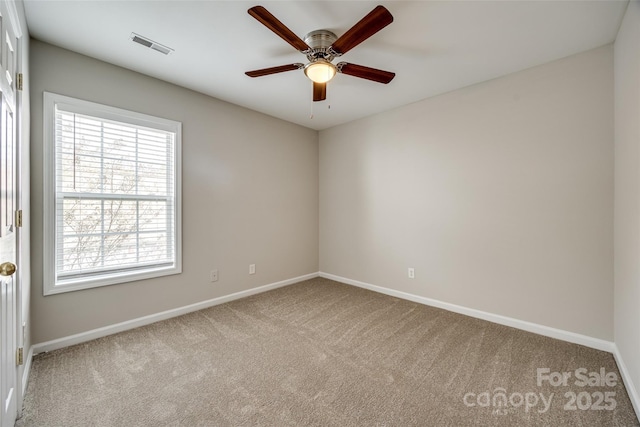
[210,269,218,282]
[249,264,256,275]
[408,268,415,279]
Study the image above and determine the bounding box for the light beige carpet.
[17,278,639,426]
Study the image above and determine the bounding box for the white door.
[0,2,19,426]
[0,95,17,427]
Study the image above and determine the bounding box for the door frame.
[1,0,26,423]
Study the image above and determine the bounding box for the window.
[43,92,181,295]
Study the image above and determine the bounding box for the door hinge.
[15,210,22,228]
[16,347,23,366]
[16,73,23,91]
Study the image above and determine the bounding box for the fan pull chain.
[310,99,331,119]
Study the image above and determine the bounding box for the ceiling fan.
[245,5,396,102]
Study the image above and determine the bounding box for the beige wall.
[29,35,621,348]
[320,46,614,340]
[614,0,640,405]
[30,40,319,344]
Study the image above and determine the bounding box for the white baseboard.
[33,272,319,354]
[319,272,615,353]
[613,344,640,420]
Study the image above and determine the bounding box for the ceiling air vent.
[130,33,173,55]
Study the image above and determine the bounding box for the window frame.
[43,92,182,295]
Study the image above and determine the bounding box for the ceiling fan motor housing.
[304,30,339,62]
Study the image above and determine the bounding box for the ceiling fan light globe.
[304,61,337,84]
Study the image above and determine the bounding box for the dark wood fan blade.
[337,62,395,84]
[330,5,393,55]
[245,63,303,77]
[248,6,311,52]
[313,82,326,102]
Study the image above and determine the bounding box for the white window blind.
[43,93,182,295]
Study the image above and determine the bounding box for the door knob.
[0,262,16,276]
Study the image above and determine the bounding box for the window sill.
[43,264,182,296]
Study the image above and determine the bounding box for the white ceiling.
[23,0,628,131]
